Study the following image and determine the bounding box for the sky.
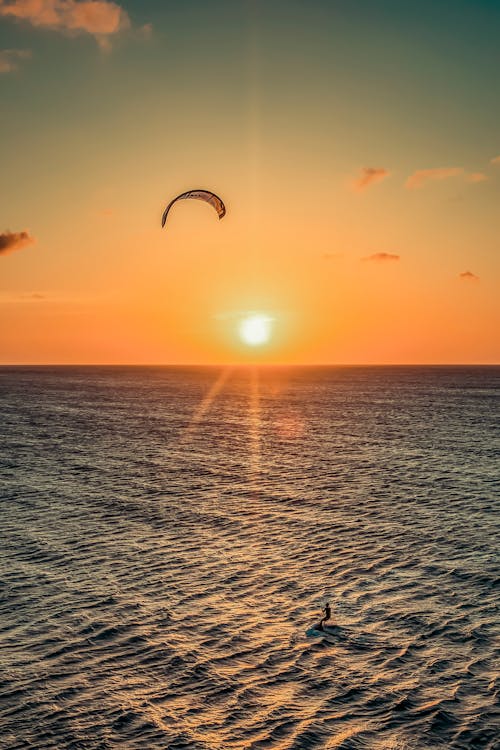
[1,0,499,364]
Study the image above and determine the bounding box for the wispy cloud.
[323,252,343,261]
[459,270,479,282]
[0,0,131,47]
[0,47,31,72]
[491,156,500,166]
[0,291,47,303]
[0,290,107,308]
[466,172,488,183]
[362,252,400,262]
[405,167,464,189]
[353,167,389,191]
[0,230,35,256]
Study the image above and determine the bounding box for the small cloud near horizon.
[323,252,343,260]
[0,0,132,48]
[0,291,47,302]
[353,167,389,191]
[406,167,463,189]
[362,252,400,262]
[0,230,36,256]
[459,271,479,282]
[0,48,31,72]
[491,156,500,165]
[26,292,46,299]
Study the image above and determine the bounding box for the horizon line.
[0,362,499,368]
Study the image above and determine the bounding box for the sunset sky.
[1,0,499,364]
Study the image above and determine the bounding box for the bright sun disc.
[239,314,272,347]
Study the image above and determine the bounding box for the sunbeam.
[180,367,232,444]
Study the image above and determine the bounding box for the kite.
[161,190,226,228]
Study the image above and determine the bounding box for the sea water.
[0,366,498,749]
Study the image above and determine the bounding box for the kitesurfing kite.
[161,190,226,228]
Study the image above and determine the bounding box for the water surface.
[1,366,498,749]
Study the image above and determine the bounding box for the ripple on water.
[0,366,498,749]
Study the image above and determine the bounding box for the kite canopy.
[161,190,226,227]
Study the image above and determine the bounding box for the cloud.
[97,207,115,217]
[323,252,343,260]
[7,291,46,301]
[362,252,400,262]
[138,22,152,39]
[466,172,488,183]
[0,230,36,256]
[353,167,389,191]
[459,270,479,282]
[0,0,130,46]
[405,167,464,189]
[0,47,31,72]
[491,156,500,166]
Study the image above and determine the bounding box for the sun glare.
[239,314,272,347]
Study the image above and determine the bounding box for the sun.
[239,314,273,347]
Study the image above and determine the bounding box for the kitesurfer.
[321,601,332,626]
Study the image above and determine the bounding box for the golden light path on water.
[182,309,271,477]
[182,366,263,491]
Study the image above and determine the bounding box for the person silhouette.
[322,601,332,625]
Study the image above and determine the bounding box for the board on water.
[306,622,341,638]
[306,626,323,637]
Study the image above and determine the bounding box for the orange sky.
[1,0,499,363]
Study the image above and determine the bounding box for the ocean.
[0,366,498,749]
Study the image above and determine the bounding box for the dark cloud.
[354,167,389,191]
[0,230,35,256]
[459,271,479,281]
[362,252,400,262]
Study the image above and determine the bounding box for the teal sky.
[2,1,500,160]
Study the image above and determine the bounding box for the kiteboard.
[306,624,324,637]
[306,622,341,638]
